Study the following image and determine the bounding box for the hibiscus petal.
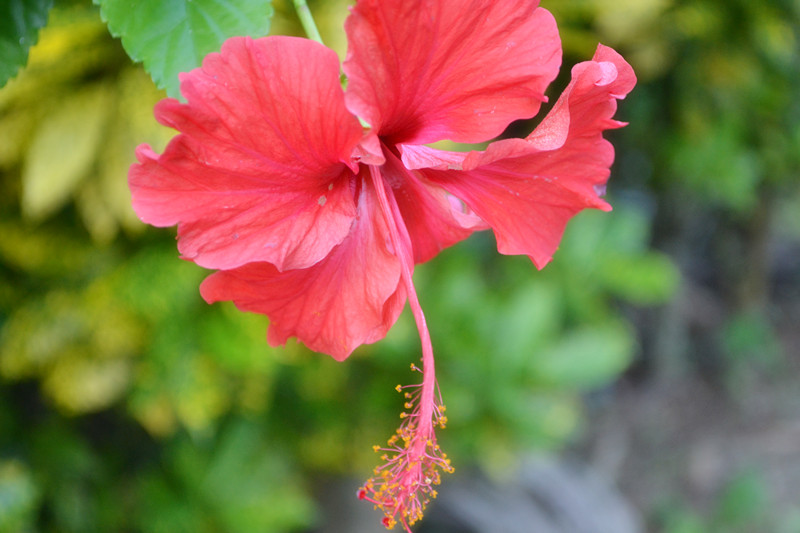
[343,0,561,146]
[419,44,636,269]
[382,148,486,264]
[129,36,363,271]
[199,175,406,360]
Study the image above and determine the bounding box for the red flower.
[129,0,634,530]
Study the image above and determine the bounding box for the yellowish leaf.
[591,0,671,43]
[76,178,119,244]
[0,109,39,168]
[129,391,178,437]
[21,83,113,221]
[43,352,131,413]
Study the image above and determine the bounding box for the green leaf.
[95,0,274,98]
[599,252,681,305]
[531,322,635,389]
[0,460,40,532]
[0,0,53,87]
[712,470,768,529]
[198,421,315,532]
[671,119,761,212]
[721,311,783,366]
[490,280,562,375]
[136,421,314,533]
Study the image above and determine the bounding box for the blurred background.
[1,0,798,531]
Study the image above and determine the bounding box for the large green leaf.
[94,0,273,97]
[530,322,635,389]
[0,0,53,87]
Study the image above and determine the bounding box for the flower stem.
[293,0,324,45]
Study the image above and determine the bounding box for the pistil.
[362,164,453,531]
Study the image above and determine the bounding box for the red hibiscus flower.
[129,0,635,530]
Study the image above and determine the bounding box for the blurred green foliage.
[1,0,798,531]
[657,469,795,533]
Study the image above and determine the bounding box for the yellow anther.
[373,444,381,452]
[395,384,402,393]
